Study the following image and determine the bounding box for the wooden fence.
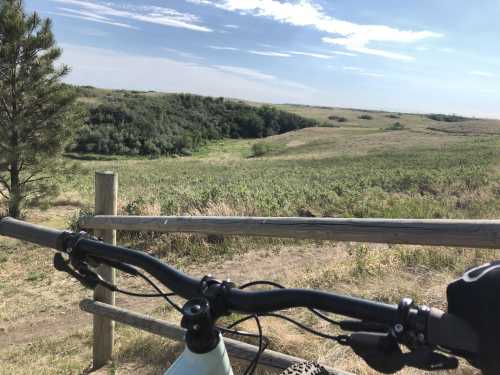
[80,171,500,373]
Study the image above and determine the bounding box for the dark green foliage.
[71,93,318,156]
[385,122,405,131]
[358,114,373,120]
[0,0,79,217]
[328,115,348,122]
[427,114,469,122]
[251,141,272,157]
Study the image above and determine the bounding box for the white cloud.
[214,65,275,80]
[360,72,384,78]
[208,45,240,51]
[342,66,384,78]
[287,51,332,59]
[52,0,212,32]
[190,0,442,60]
[330,50,357,57]
[49,11,136,28]
[59,44,316,103]
[470,71,496,78]
[343,66,363,71]
[248,50,291,57]
[323,37,414,61]
[163,47,204,60]
[224,24,239,28]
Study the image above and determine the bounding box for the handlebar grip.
[0,217,64,250]
[427,307,478,354]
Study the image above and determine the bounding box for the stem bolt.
[394,323,404,334]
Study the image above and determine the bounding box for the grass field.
[1,104,499,374]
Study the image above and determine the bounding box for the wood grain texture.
[81,215,500,249]
[80,299,352,375]
[93,171,118,368]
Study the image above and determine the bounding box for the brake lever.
[53,253,99,289]
[53,253,118,292]
[348,332,458,373]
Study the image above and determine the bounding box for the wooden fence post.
[93,171,117,368]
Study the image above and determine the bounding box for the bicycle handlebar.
[0,217,479,357]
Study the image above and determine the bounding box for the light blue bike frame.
[165,333,233,374]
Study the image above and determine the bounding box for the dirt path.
[0,242,347,347]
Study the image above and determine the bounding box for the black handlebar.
[0,217,479,362]
[0,217,63,249]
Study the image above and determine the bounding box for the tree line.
[69,90,319,157]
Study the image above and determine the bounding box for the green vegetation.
[0,0,80,217]
[384,122,405,131]
[251,141,272,157]
[66,137,499,221]
[70,89,318,157]
[427,113,469,122]
[328,115,347,122]
[358,114,373,120]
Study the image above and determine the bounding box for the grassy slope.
[1,102,500,374]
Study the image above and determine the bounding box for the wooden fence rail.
[80,299,352,375]
[85,171,500,373]
[81,215,500,249]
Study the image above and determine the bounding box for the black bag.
[447,261,500,374]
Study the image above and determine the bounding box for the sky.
[26,0,500,118]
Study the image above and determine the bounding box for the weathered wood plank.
[93,172,118,368]
[81,216,500,249]
[80,299,352,375]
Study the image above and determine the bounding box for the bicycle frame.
[165,334,233,374]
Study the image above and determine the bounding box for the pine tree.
[0,0,78,218]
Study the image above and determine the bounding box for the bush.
[385,122,405,131]
[358,114,373,120]
[328,115,348,122]
[251,142,272,157]
[386,114,400,119]
[426,114,468,122]
[70,93,319,157]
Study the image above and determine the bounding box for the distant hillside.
[70,86,319,156]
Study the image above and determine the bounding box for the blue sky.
[27,0,500,118]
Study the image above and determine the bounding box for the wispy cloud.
[342,66,384,78]
[248,50,291,57]
[360,72,384,78]
[470,70,496,78]
[324,37,414,61]
[215,65,275,80]
[163,47,204,60]
[343,66,364,71]
[210,46,333,59]
[224,24,239,29]
[52,0,212,32]
[59,43,317,103]
[49,10,135,29]
[208,45,240,51]
[286,51,332,59]
[189,0,442,60]
[330,50,357,57]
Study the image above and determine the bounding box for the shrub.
[385,122,405,131]
[358,114,373,120]
[328,115,348,122]
[426,114,468,122]
[251,142,272,157]
[386,114,400,119]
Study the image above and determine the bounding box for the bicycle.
[0,216,497,374]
